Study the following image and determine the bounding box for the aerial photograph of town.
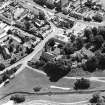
[0,0,105,105]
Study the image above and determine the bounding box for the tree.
[97,53,105,70]
[0,76,3,84]
[92,27,98,36]
[84,0,95,8]
[48,39,55,47]
[45,0,55,9]
[74,78,90,90]
[10,95,25,104]
[8,45,14,53]
[63,43,75,55]
[93,35,104,50]
[62,8,69,15]
[7,29,12,35]
[24,20,31,31]
[34,60,46,69]
[0,63,5,71]
[33,86,42,92]
[84,28,93,42]
[25,47,34,54]
[83,16,92,21]
[82,56,98,72]
[39,11,45,20]
[57,43,63,48]
[74,37,83,51]
[55,0,61,12]
[10,57,17,65]
[33,0,46,6]
[101,42,105,53]
[98,26,105,39]
[92,13,103,22]
[2,72,10,82]
[0,0,5,2]
[89,93,104,105]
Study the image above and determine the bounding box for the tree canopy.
[74,78,90,90]
[43,59,71,82]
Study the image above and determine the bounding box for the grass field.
[0,67,105,104]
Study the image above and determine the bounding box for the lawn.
[0,67,105,104]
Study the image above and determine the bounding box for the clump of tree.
[62,8,69,15]
[33,0,47,6]
[74,78,90,90]
[84,28,94,42]
[43,59,71,82]
[95,52,105,70]
[74,37,83,51]
[45,0,55,9]
[55,0,62,12]
[98,26,105,39]
[93,35,104,50]
[25,47,34,54]
[84,0,93,8]
[63,43,75,55]
[0,63,5,71]
[10,95,25,104]
[39,11,45,20]
[82,56,98,72]
[83,16,92,22]
[92,13,103,22]
[2,71,10,82]
[48,38,55,47]
[89,93,104,105]
[10,57,17,65]
[92,27,98,36]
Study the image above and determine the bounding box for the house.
[0,45,11,60]
[13,7,25,19]
[42,51,55,61]
[34,19,45,28]
[54,34,68,44]
[61,0,69,8]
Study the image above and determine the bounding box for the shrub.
[33,86,42,92]
[10,95,25,103]
[74,78,90,90]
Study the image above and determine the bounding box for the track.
[1,89,105,101]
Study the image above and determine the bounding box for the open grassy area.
[0,67,105,104]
